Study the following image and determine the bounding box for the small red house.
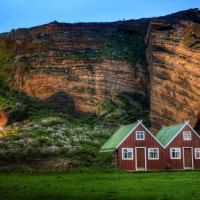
[100,120,200,171]
[155,121,200,170]
[100,120,165,171]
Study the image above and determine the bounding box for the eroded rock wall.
[18,58,149,113]
[147,20,200,132]
[4,21,149,113]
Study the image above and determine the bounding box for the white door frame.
[182,147,193,169]
[135,147,147,171]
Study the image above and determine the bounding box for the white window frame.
[148,148,159,160]
[122,148,133,160]
[183,131,192,141]
[195,148,200,159]
[136,131,145,140]
[170,148,181,159]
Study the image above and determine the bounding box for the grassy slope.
[0,171,200,200]
[0,70,149,166]
[0,100,149,166]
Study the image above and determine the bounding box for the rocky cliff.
[146,9,200,132]
[0,20,149,114]
[0,8,200,131]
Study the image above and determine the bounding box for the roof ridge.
[156,123,185,147]
[163,122,184,128]
[157,123,184,133]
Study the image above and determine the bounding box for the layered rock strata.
[146,19,200,132]
[2,21,149,113]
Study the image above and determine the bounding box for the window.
[195,148,200,159]
[183,131,191,140]
[170,148,181,159]
[148,148,159,160]
[136,131,145,140]
[122,148,133,160]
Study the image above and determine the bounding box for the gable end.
[116,122,140,149]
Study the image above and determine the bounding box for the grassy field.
[0,170,200,200]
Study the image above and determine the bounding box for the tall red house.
[100,120,200,171]
[155,121,200,170]
[100,120,165,171]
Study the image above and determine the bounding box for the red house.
[100,120,200,171]
[100,120,165,171]
[155,121,200,170]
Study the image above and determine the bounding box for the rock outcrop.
[0,105,28,127]
[146,9,200,132]
[0,111,8,127]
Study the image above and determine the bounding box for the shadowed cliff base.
[44,91,76,113]
[2,105,29,126]
[194,113,200,133]
[117,91,149,108]
[0,76,150,129]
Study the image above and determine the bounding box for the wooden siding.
[165,125,200,169]
[117,124,165,171]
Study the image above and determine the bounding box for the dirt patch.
[0,157,78,172]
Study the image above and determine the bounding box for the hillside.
[0,75,149,170]
[0,8,200,169]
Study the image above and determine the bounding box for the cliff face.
[146,9,200,132]
[1,9,200,131]
[0,21,149,113]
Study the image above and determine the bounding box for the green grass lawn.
[0,170,200,200]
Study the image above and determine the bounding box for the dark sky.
[1,0,199,33]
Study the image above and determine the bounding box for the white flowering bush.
[87,127,112,138]
[41,117,64,126]
[0,121,113,164]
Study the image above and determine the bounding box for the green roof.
[155,123,184,147]
[100,122,138,152]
